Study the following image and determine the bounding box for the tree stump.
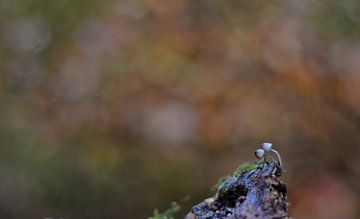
[186,162,291,219]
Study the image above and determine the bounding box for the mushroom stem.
[270,149,282,169]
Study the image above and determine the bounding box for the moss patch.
[214,161,266,195]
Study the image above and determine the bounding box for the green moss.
[149,202,181,219]
[214,160,266,195]
[234,162,260,177]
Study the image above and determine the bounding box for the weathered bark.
[186,162,291,219]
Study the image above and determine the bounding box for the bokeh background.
[0,0,360,218]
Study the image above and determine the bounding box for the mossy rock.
[187,161,291,219]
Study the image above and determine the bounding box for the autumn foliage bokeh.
[0,0,359,218]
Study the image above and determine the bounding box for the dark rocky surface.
[186,162,291,219]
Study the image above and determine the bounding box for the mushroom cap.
[254,149,265,159]
[262,142,272,151]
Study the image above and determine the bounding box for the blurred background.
[0,0,359,218]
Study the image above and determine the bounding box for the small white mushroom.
[260,142,283,170]
[254,149,265,159]
[262,142,272,151]
[270,148,283,169]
